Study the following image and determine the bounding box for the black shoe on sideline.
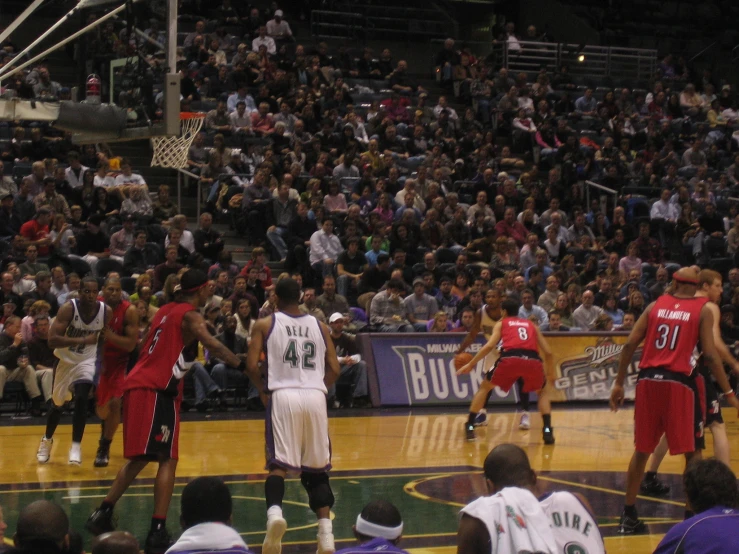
[640,476,671,497]
[617,511,646,534]
[85,506,116,535]
[145,527,172,554]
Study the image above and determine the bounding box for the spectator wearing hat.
[327,312,369,408]
[403,278,439,332]
[266,10,292,40]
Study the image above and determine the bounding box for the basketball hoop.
[151,112,205,169]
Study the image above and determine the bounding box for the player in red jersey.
[457,298,554,444]
[640,268,739,496]
[94,278,139,468]
[610,267,739,534]
[85,270,244,554]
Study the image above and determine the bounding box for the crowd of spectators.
[2,4,739,412]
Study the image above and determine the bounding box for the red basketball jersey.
[124,302,196,394]
[640,295,708,375]
[500,317,539,353]
[103,300,131,366]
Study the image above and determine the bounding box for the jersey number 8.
[517,327,529,341]
[283,338,316,370]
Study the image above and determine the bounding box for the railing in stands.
[430,39,658,82]
[310,11,367,42]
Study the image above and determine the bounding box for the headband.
[174,281,209,294]
[355,515,403,540]
[673,274,698,285]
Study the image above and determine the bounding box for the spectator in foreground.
[335,500,407,554]
[92,532,139,554]
[654,459,739,553]
[8,500,70,554]
[166,476,252,554]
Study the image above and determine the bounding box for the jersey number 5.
[654,323,680,350]
[148,328,163,355]
[283,339,316,370]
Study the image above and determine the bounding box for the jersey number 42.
[283,339,316,370]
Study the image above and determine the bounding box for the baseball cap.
[413,277,425,287]
[455,158,464,165]
[329,312,344,323]
[275,9,283,17]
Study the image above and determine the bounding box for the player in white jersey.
[36,276,111,466]
[247,278,341,554]
[458,444,605,554]
[458,289,537,429]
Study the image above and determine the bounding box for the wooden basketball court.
[2,407,735,554]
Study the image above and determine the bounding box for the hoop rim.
[180,112,206,119]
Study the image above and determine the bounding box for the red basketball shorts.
[96,360,127,407]
[634,367,705,455]
[486,355,545,393]
[123,388,181,460]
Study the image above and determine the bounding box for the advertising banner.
[360,333,642,406]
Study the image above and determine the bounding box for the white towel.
[460,487,558,554]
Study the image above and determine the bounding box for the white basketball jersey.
[265,312,327,393]
[539,492,605,554]
[480,305,500,338]
[54,299,106,365]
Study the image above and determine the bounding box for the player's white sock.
[71,441,81,449]
[318,518,332,534]
[479,408,487,414]
[267,505,283,520]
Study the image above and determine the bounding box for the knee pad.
[300,472,334,511]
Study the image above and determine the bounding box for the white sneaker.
[317,532,335,554]
[262,516,287,554]
[519,412,531,430]
[37,437,53,463]
[68,443,82,465]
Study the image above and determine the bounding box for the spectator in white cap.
[335,500,407,554]
[327,313,370,408]
[266,10,292,40]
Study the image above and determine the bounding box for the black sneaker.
[145,527,172,554]
[617,511,646,534]
[465,424,476,441]
[640,476,671,497]
[93,444,110,468]
[85,506,116,535]
[543,427,555,445]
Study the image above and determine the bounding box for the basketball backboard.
[0,0,180,143]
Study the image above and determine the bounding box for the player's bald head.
[91,531,140,554]
[673,267,699,293]
[483,444,536,492]
[15,500,69,548]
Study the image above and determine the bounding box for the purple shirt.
[654,506,739,554]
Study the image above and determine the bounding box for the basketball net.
[151,112,205,169]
